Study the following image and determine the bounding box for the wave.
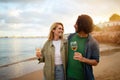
[0,57,37,68]
[0,49,35,67]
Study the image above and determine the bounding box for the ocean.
[0,38,47,79]
[0,38,47,66]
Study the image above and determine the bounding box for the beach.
[94,51,120,80]
[10,44,120,80]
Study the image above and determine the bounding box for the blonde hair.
[48,22,64,40]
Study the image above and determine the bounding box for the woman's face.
[53,25,64,37]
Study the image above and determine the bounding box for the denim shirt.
[84,34,100,80]
[68,33,100,80]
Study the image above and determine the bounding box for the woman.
[36,22,67,80]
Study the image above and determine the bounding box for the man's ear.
[74,24,78,32]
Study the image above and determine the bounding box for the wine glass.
[36,48,41,64]
[70,41,79,60]
[70,41,77,51]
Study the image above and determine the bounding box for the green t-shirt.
[67,33,87,80]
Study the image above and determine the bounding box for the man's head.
[75,14,93,34]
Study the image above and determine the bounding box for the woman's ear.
[52,29,55,33]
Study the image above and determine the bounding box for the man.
[67,14,100,80]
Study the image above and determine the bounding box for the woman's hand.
[36,48,42,58]
[36,48,42,64]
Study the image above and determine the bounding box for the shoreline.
[11,46,120,80]
[0,57,37,68]
[11,50,120,80]
[0,60,44,80]
[0,43,120,80]
[1,43,119,69]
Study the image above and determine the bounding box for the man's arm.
[74,52,98,66]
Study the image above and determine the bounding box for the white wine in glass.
[36,48,41,64]
[70,41,77,51]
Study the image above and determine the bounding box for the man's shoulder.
[88,34,99,46]
[68,33,76,40]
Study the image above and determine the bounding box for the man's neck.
[78,32,88,37]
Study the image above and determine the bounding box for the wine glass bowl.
[70,41,77,51]
[36,48,41,64]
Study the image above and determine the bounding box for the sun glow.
[93,17,108,24]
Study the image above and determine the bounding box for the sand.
[11,50,120,80]
[94,51,120,80]
[12,70,43,80]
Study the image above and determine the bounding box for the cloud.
[0,0,44,3]
[0,0,120,36]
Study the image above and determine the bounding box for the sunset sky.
[0,0,120,37]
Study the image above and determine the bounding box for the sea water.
[0,38,47,79]
[0,38,47,66]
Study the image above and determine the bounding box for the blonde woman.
[36,22,67,80]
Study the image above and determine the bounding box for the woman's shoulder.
[43,40,51,46]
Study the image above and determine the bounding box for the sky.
[0,0,120,37]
